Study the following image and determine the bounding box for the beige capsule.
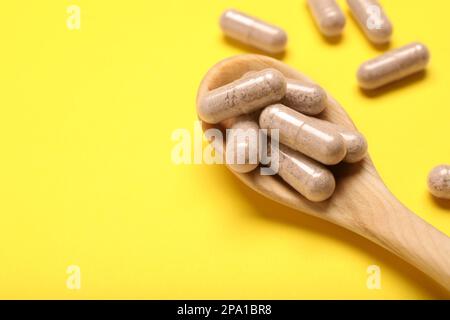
[357,42,430,90]
[347,0,392,44]
[428,165,450,200]
[337,128,368,163]
[198,69,286,124]
[307,118,368,163]
[275,143,336,202]
[259,104,346,165]
[307,0,346,37]
[281,79,327,115]
[222,115,260,173]
[243,72,327,115]
[220,9,288,54]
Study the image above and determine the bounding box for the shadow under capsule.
[370,41,392,52]
[205,163,449,299]
[359,70,428,98]
[321,34,343,45]
[429,193,450,210]
[222,36,287,60]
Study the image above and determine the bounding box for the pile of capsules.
[198,68,368,202]
[212,0,450,201]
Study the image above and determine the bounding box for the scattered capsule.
[220,9,288,54]
[428,165,450,200]
[307,0,346,37]
[222,115,260,173]
[198,69,286,124]
[276,143,336,202]
[347,0,392,44]
[357,42,430,90]
[259,104,346,165]
[282,79,327,115]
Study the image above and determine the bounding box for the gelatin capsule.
[307,117,368,163]
[357,42,430,90]
[198,69,286,124]
[337,128,368,163]
[281,79,327,115]
[243,72,327,115]
[259,104,346,165]
[276,143,336,202]
[347,0,392,44]
[307,0,346,37]
[222,115,260,173]
[220,9,288,54]
[428,165,450,200]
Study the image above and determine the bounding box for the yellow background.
[0,0,449,299]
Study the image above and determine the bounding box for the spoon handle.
[346,185,450,291]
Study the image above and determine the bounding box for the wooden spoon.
[196,54,450,292]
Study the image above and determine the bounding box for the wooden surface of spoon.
[196,54,450,292]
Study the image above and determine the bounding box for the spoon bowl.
[196,54,450,292]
